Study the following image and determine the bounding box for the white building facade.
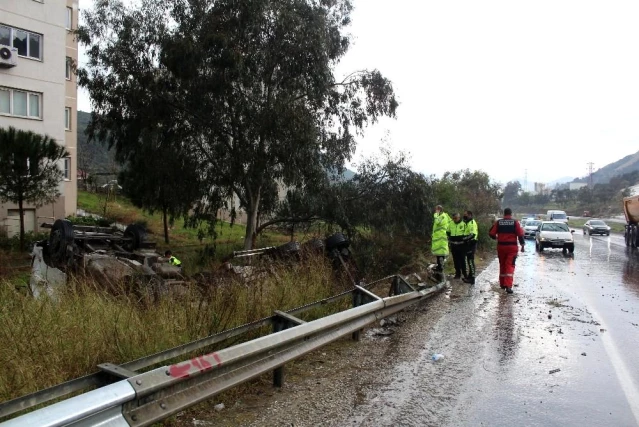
[0,0,78,236]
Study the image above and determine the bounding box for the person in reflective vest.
[164,250,182,268]
[447,213,467,279]
[488,208,524,294]
[431,205,451,272]
[462,210,478,285]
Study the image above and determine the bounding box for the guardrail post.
[351,290,362,341]
[273,319,285,387]
[350,285,382,341]
[271,311,306,388]
[390,276,399,296]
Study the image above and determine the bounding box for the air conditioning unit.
[0,45,18,68]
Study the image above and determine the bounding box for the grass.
[0,255,352,407]
[76,190,290,259]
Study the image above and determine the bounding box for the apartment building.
[0,0,78,237]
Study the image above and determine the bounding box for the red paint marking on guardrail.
[168,353,222,378]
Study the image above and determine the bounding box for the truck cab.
[546,210,569,223]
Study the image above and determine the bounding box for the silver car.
[523,220,542,239]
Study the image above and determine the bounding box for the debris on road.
[549,368,561,374]
[581,352,587,356]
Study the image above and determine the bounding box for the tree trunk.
[243,188,261,250]
[18,197,25,252]
[163,205,170,244]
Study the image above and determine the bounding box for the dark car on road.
[583,219,611,236]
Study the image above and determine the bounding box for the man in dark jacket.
[488,208,525,294]
[447,213,467,279]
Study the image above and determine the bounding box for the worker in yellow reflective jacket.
[431,205,451,272]
[164,250,182,268]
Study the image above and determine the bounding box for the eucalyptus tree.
[78,0,398,249]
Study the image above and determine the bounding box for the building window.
[65,57,72,80]
[63,157,71,180]
[0,87,42,118]
[0,24,42,60]
[66,8,73,30]
[65,107,71,130]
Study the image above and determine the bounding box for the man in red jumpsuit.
[489,208,525,294]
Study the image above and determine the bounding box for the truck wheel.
[568,245,574,254]
[124,224,146,251]
[632,225,638,248]
[325,233,349,251]
[626,227,631,246]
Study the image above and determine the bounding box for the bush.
[66,215,112,227]
[353,233,428,279]
[0,230,49,252]
[476,219,497,252]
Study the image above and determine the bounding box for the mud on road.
[173,237,639,427]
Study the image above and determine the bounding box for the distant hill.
[547,176,575,188]
[77,111,119,175]
[574,150,639,185]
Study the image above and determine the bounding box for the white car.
[535,221,575,253]
[523,220,542,239]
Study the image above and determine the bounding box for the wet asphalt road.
[348,232,639,426]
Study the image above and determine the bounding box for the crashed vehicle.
[30,219,184,297]
[228,232,360,282]
[31,218,361,297]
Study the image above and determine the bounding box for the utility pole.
[587,162,594,188]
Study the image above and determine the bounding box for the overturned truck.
[30,219,184,296]
[30,219,361,296]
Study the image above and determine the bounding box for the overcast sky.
[77,0,639,187]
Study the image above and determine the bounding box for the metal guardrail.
[0,275,446,426]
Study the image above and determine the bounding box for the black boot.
[462,276,475,285]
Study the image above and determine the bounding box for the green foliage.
[271,149,435,240]
[501,180,522,207]
[66,215,112,227]
[433,169,502,218]
[0,126,69,250]
[118,129,203,244]
[77,0,398,249]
